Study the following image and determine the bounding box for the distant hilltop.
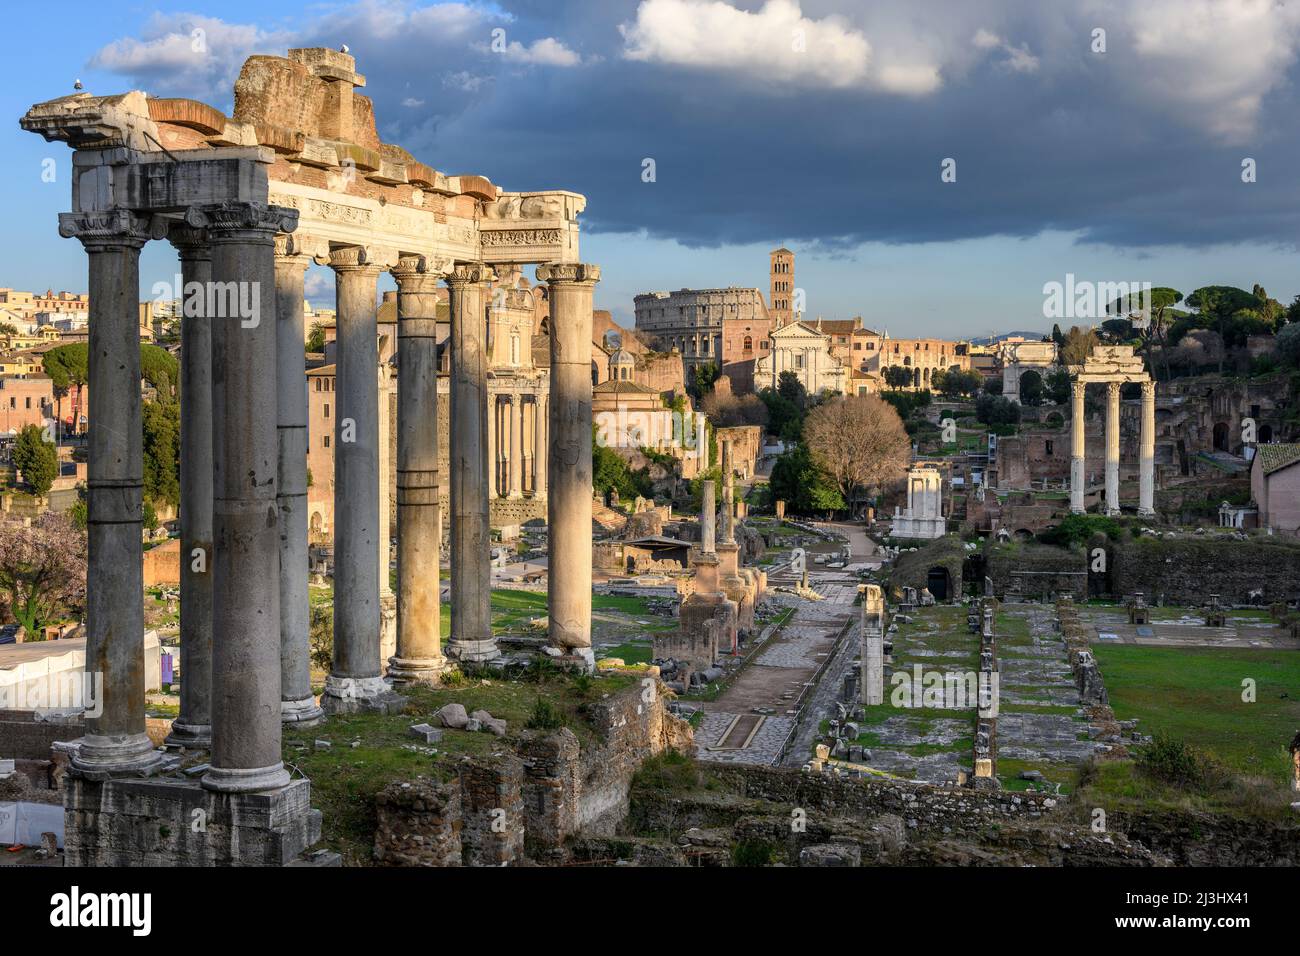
[968,330,1050,346]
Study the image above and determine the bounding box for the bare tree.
[802,395,910,511]
[701,390,769,428]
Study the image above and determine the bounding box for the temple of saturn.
[1068,345,1156,516]
[20,47,600,864]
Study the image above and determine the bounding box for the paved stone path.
[694,526,869,767]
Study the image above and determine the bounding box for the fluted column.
[389,255,451,683]
[538,263,599,661]
[508,394,523,498]
[1139,379,1156,517]
[322,247,390,711]
[1105,380,1121,515]
[197,200,298,793]
[166,225,214,749]
[1069,379,1086,514]
[487,395,499,498]
[59,210,162,774]
[274,236,323,726]
[446,264,499,662]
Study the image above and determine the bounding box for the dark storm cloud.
[89,0,1300,252]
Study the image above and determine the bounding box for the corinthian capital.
[187,201,299,241]
[58,209,160,250]
[391,254,455,287]
[446,262,495,287]
[536,262,600,285]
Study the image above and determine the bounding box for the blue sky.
[7,0,1300,335]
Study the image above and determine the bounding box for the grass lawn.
[599,640,653,665]
[1091,643,1300,778]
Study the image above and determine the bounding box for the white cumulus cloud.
[620,0,941,94]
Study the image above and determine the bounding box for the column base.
[72,732,165,775]
[387,656,457,686]
[1105,507,1122,517]
[379,592,398,666]
[321,674,406,715]
[543,645,594,674]
[164,720,213,751]
[445,638,501,663]
[65,773,321,866]
[281,696,325,728]
[201,761,292,794]
[1137,508,1156,518]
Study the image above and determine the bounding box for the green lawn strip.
[1090,643,1300,777]
[995,756,1075,794]
[598,641,653,665]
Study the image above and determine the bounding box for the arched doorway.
[1212,421,1230,452]
[926,566,951,601]
[1259,424,1273,443]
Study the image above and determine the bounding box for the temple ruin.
[1068,345,1156,516]
[20,47,599,865]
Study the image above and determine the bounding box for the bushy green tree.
[975,394,1021,428]
[142,401,181,508]
[768,444,843,517]
[12,424,57,497]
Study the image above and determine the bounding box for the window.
[743,335,752,351]
[323,403,330,419]
[323,435,330,448]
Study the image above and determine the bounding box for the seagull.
[73,79,83,90]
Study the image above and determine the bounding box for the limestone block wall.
[1107,536,1300,604]
[0,710,84,760]
[369,681,695,865]
[701,764,1057,834]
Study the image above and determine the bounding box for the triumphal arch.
[21,47,598,864]
[1068,345,1155,517]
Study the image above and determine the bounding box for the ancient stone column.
[538,263,600,662]
[719,438,736,546]
[1139,379,1156,517]
[717,438,741,582]
[389,256,450,684]
[535,394,548,499]
[59,210,162,774]
[274,236,323,727]
[701,479,716,554]
[861,584,885,707]
[508,395,523,499]
[199,200,298,793]
[166,224,214,749]
[378,357,397,665]
[446,264,499,662]
[323,247,389,711]
[1069,379,1086,514]
[1105,380,1121,515]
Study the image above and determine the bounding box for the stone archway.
[926,566,951,601]
[1213,421,1230,452]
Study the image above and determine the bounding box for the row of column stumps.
[61,195,601,788]
[1068,378,1156,517]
